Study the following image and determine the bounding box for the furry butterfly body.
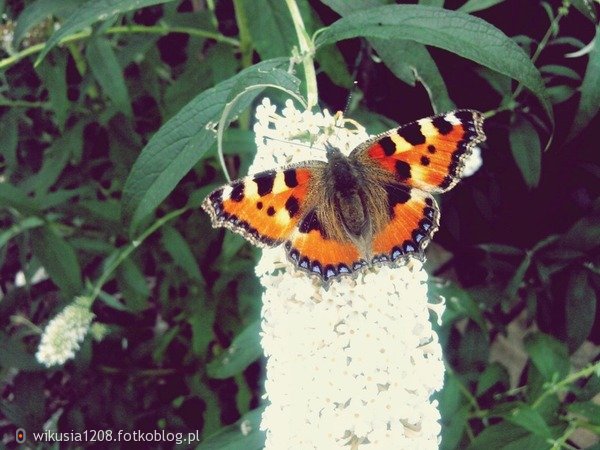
[202,110,485,282]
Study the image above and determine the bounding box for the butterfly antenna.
[342,42,369,116]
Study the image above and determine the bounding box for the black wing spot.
[284,169,298,188]
[253,171,276,196]
[427,145,436,154]
[420,156,430,166]
[398,122,426,145]
[432,116,453,135]
[256,201,263,210]
[230,182,244,202]
[285,196,300,218]
[395,160,412,181]
[298,209,327,237]
[267,206,276,216]
[379,136,396,156]
[385,184,411,218]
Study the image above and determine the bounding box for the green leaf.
[206,320,262,379]
[419,0,444,6]
[35,0,177,65]
[429,280,486,330]
[568,401,600,425]
[374,39,455,113]
[554,199,600,253]
[0,183,41,215]
[458,0,507,14]
[438,373,469,449]
[161,225,204,284]
[197,406,265,450]
[0,217,44,250]
[31,224,82,296]
[546,85,575,104]
[567,27,600,140]
[509,116,541,188]
[0,331,44,371]
[540,64,581,81]
[475,66,512,98]
[236,0,295,60]
[457,320,489,373]
[122,58,289,233]
[35,52,69,129]
[477,362,509,395]
[524,332,569,381]
[467,422,542,450]
[315,5,553,125]
[570,0,597,23]
[479,244,523,256]
[505,251,532,297]
[0,109,18,175]
[13,0,81,46]
[21,123,83,196]
[118,257,149,311]
[96,290,129,311]
[324,0,453,112]
[565,268,597,351]
[506,404,552,438]
[189,302,215,357]
[86,36,132,117]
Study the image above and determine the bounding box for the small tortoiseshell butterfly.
[202,110,485,282]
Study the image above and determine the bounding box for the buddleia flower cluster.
[36,296,95,367]
[252,98,446,449]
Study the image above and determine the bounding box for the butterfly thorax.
[325,145,368,237]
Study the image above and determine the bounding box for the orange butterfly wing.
[357,109,485,193]
[285,209,366,280]
[202,166,317,247]
[202,164,366,281]
[352,110,485,264]
[370,185,440,264]
[203,110,486,282]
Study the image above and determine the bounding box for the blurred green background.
[0,0,599,448]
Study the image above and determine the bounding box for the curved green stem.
[90,207,188,301]
[285,0,318,108]
[0,24,239,71]
[512,5,569,99]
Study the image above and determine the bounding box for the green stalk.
[285,0,318,108]
[0,24,239,70]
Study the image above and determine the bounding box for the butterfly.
[202,110,486,282]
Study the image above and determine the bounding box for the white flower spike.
[36,296,95,367]
[252,99,446,449]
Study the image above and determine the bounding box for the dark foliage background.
[0,0,599,448]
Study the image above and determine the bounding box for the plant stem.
[90,207,188,302]
[0,98,50,108]
[512,5,569,99]
[232,0,253,131]
[532,361,600,409]
[0,24,239,70]
[285,0,318,108]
